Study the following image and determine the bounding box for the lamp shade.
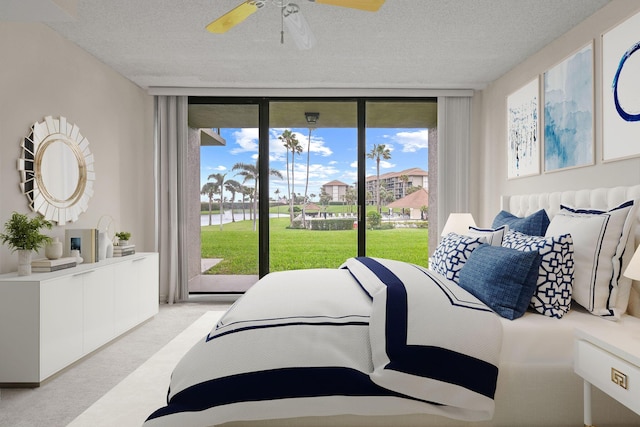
[441,213,476,236]
[624,246,640,281]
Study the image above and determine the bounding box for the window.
[190,97,436,293]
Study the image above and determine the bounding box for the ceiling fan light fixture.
[305,112,320,125]
[283,3,316,49]
[206,0,385,45]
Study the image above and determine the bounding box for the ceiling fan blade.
[205,1,259,33]
[313,0,385,12]
[283,7,317,50]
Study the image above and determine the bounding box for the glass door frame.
[190,96,436,278]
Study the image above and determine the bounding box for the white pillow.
[467,225,508,246]
[545,200,636,319]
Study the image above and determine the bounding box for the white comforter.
[144,257,503,427]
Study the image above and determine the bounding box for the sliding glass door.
[192,101,261,292]
[268,101,358,271]
[364,101,433,266]
[191,97,436,289]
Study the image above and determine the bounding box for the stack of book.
[113,244,135,257]
[31,257,77,272]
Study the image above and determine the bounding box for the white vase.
[17,249,32,276]
[45,237,63,260]
[106,239,114,258]
[99,232,108,261]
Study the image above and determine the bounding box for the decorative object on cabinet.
[115,231,131,246]
[70,249,84,264]
[31,256,76,272]
[44,236,63,260]
[602,10,640,161]
[0,212,53,276]
[543,42,594,172]
[17,116,95,225]
[97,215,115,259]
[113,244,135,257]
[64,228,98,263]
[507,78,540,179]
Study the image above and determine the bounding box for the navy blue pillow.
[491,209,550,236]
[458,244,541,320]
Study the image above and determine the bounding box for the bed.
[144,185,640,427]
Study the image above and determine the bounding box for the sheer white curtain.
[156,96,189,304]
[436,96,472,239]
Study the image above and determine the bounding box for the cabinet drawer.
[575,340,640,415]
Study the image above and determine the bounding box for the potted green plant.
[0,212,52,276]
[115,231,131,246]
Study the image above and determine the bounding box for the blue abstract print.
[613,40,640,122]
[544,43,593,171]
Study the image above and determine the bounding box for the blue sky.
[200,127,428,202]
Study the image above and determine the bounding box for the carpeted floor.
[0,297,232,427]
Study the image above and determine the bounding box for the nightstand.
[574,316,640,426]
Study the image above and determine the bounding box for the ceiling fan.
[205,0,385,50]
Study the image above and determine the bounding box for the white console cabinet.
[0,252,159,386]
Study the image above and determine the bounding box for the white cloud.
[342,170,357,183]
[294,163,340,179]
[270,129,333,159]
[230,128,259,154]
[309,136,332,157]
[379,160,395,169]
[391,130,429,153]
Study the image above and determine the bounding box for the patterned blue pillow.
[492,209,550,236]
[430,233,485,283]
[458,244,541,320]
[502,231,575,319]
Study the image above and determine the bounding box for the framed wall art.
[602,10,640,161]
[507,78,540,179]
[543,42,594,172]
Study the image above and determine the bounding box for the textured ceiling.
[6,0,610,91]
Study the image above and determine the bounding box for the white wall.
[473,0,640,227]
[0,22,154,274]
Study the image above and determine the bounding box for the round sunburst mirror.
[18,116,95,224]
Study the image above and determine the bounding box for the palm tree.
[233,159,284,231]
[345,186,357,213]
[302,127,314,228]
[279,130,302,225]
[399,174,409,198]
[200,182,216,226]
[367,143,391,214]
[208,172,227,230]
[225,179,242,222]
[240,185,252,221]
[319,188,331,210]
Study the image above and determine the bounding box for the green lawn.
[201,218,428,275]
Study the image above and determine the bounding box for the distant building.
[321,180,350,202]
[365,167,428,202]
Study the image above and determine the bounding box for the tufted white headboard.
[501,185,640,317]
